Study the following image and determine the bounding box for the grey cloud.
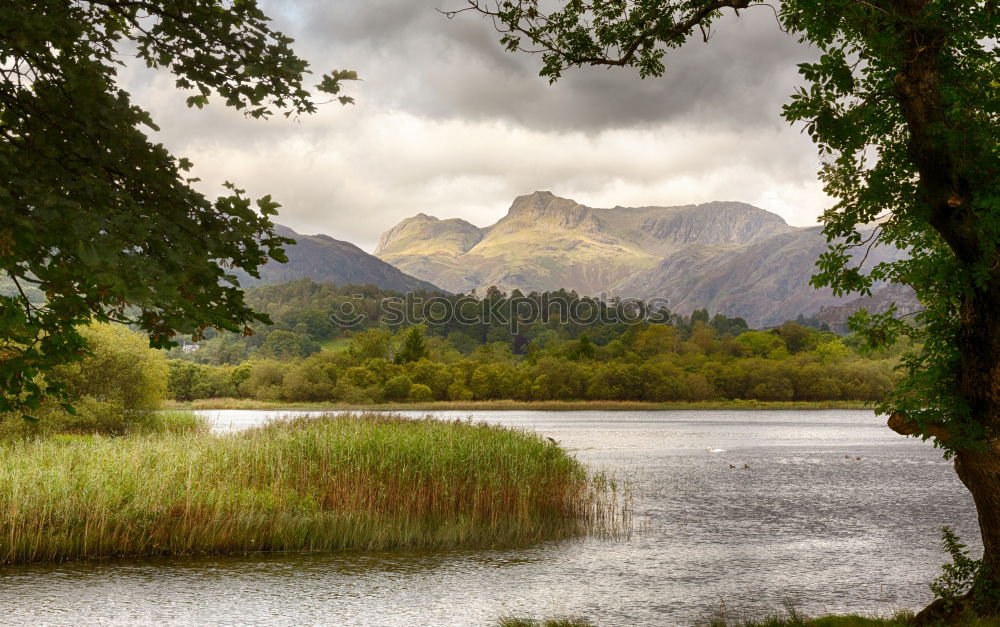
[114,0,829,252]
[267,0,815,133]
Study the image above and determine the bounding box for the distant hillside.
[375,191,909,327]
[619,226,909,328]
[815,284,922,334]
[236,225,443,293]
[375,191,793,297]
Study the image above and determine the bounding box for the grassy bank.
[163,398,873,412]
[693,609,1000,626]
[0,408,207,440]
[499,609,1000,627]
[0,413,624,564]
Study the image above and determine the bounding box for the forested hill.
[164,279,901,405]
[233,224,444,293]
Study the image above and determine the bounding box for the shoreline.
[162,398,876,412]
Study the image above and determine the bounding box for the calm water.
[0,410,980,626]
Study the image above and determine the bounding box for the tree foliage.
[396,325,430,364]
[0,322,168,437]
[168,311,895,405]
[0,0,356,416]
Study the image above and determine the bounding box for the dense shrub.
[383,375,413,401]
[1,323,168,438]
[408,383,434,402]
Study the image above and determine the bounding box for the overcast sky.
[124,0,828,251]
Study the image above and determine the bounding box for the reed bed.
[0,413,625,564]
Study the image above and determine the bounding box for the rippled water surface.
[0,410,980,626]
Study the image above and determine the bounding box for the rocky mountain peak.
[499,191,596,231]
[370,192,898,326]
[375,212,483,258]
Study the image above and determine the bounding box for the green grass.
[319,337,352,352]
[497,617,594,627]
[164,398,873,412]
[501,606,1000,627]
[694,604,1000,626]
[0,405,207,440]
[0,413,627,564]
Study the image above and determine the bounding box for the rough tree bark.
[873,0,998,618]
[950,287,1000,615]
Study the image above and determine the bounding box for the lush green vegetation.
[0,321,622,565]
[164,281,900,405]
[0,1,356,417]
[0,412,621,564]
[693,607,1000,626]
[167,399,873,411]
[0,323,169,438]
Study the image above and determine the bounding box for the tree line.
[164,280,898,404]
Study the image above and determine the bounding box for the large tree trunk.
[888,2,1000,617]
[950,290,1000,615]
[893,291,1000,621]
[913,444,1000,624]
[954,444,1000,596]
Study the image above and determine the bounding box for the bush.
[237,360,287,400]
[167,361,234,401]
[281,354,338,401]
[1,323,168,437]
[407,360,454,400]
[448,381,474,401]
[58,323,166,413]
[408,383,434,402]
[331,381,371,404]
[384,375,413,402]
[470,363,518,400]
[930,526,986,614]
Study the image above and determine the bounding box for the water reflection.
[0,410,980,626]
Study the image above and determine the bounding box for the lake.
[0,410,980,626]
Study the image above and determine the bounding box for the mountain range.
[234,224,440,293]
[374,191,910,328]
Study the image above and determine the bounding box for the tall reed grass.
[0,413,627,564]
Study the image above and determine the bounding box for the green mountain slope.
[375,191,792,298]
[374,191,912,327]
[236,225,443,293]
